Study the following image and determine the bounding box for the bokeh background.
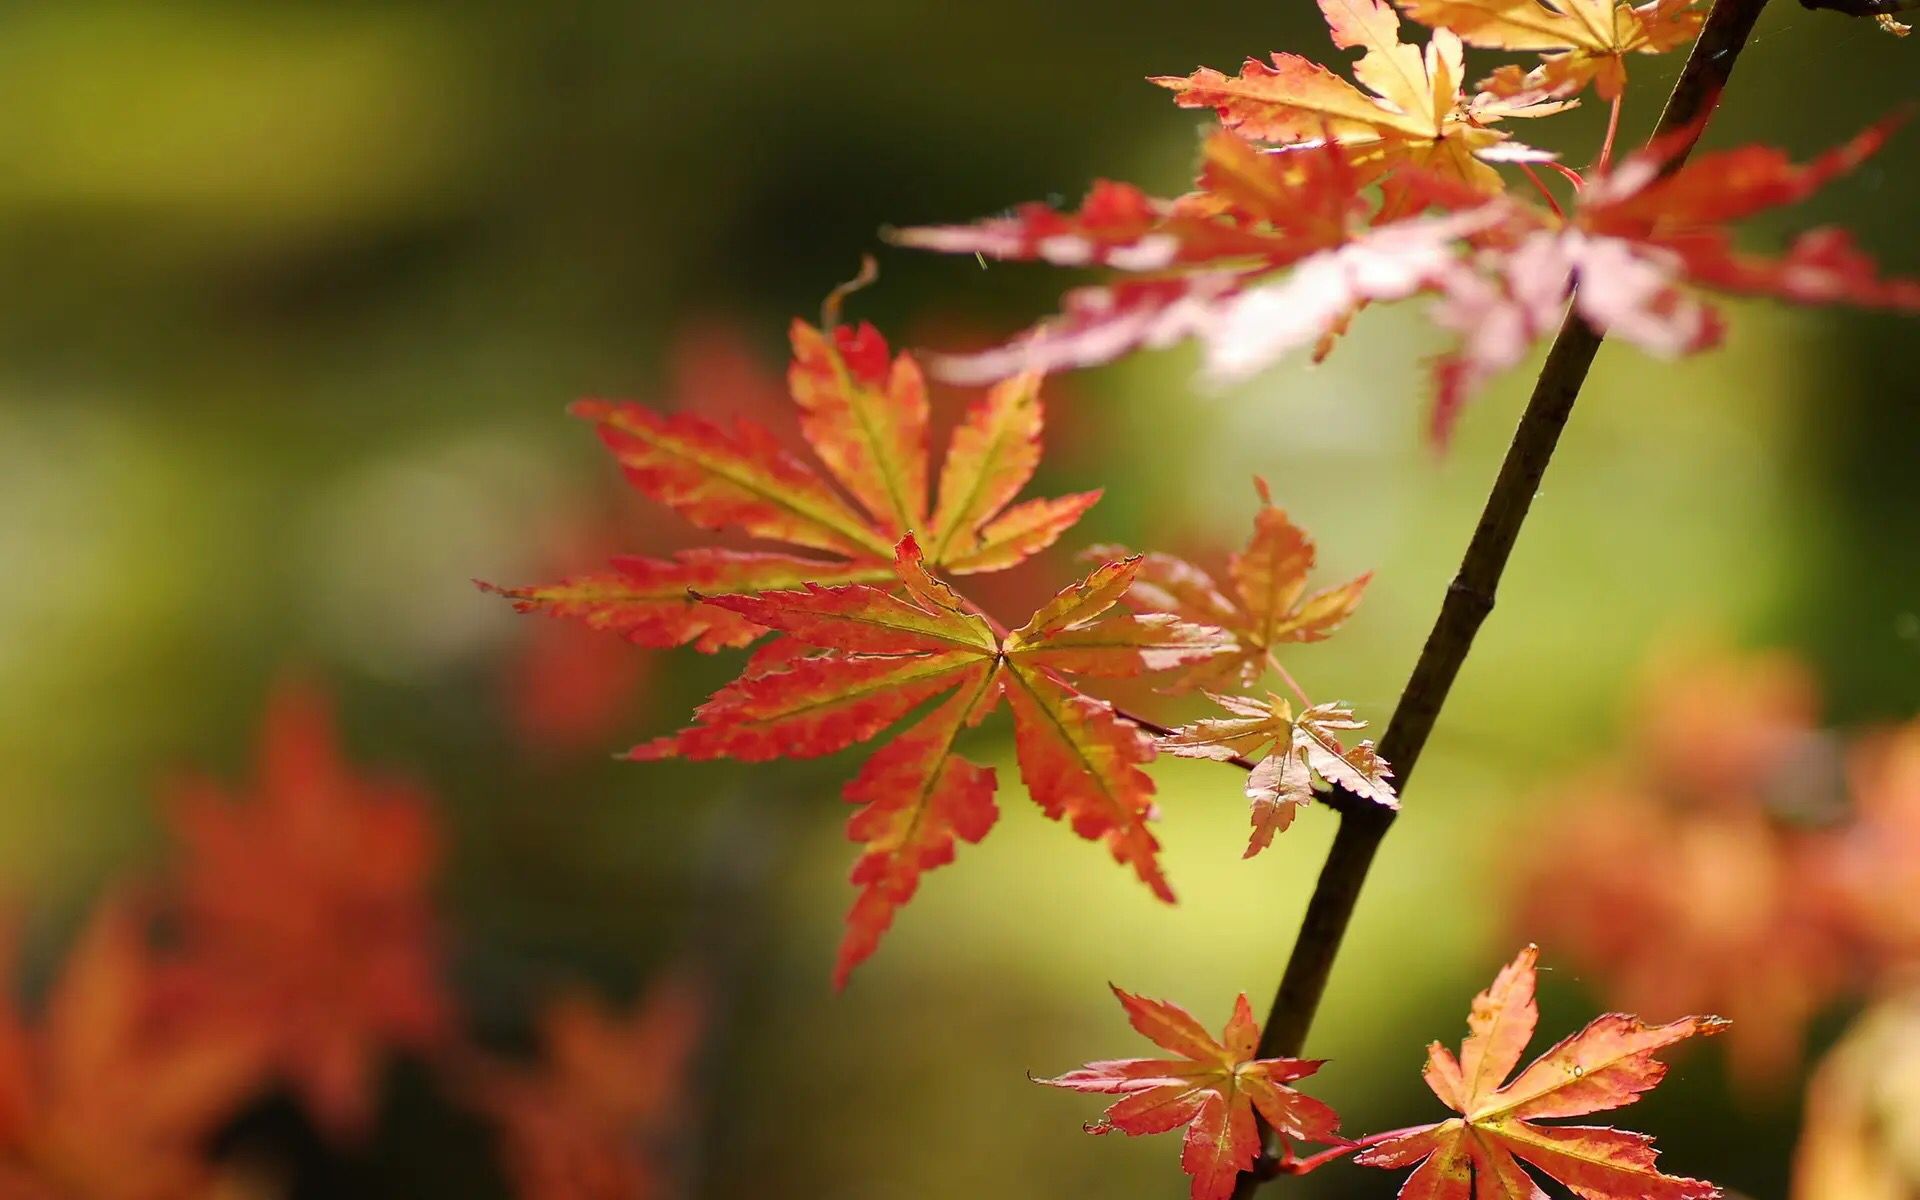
[2,2,1916,1197]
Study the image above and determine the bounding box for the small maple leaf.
[1398,0,1705,101]
[1430,117,1920,440]
[1093,478,1372,692]
[485,319,1097,649]
[1355,944,1727,1199]
[1153,0,1566,198]
[1037,986,1342,1200]
[471,975,706,1200]
[635,536,1235,987]
[1162,694,1398,854]
[0,896,267,1200]
[162,683,450,1140]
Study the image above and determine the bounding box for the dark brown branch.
[1228,0,1778,1193]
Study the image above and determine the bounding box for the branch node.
[1443,577,1496,620]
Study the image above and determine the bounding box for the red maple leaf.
[1355,944,1726,1199]
[1431,117,1920,439]
[635,536,1234,987]
[1037,986,1341,1200]
[896,133,1495,384]
[0,896,265,1200]
[161,683,450,1140]
[485,319,1096,650]
[470,975,706,1200]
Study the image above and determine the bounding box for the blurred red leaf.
[472,976,706,1200]
[162,683,450,1141]
[0,897,265,1200]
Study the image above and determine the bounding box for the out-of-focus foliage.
[0,683,706,1199]
[1792,987,1920,1199]
[1517,647,1920,1091]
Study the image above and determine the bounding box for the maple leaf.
[634,536,1235,987]
[486,319,1098,650]
[1162,694,1398,855]
[1091,479,1372,693]
[1430,117,1920,440]
[162,683,450,1140]
[1153,0,1565,198]
[1355,944,1727,1199]
[471,975,706,1200]
[902,134,1495,385]
[1037,986,1341,1200]
[1398,0,1704,101]
[0,896,266,1200]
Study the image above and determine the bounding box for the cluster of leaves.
[0,685,703,1200]
[488,319,1389,988]
[893,0,1920,442]
[1042,945,1726,1199]
[1516,644,1920,1086]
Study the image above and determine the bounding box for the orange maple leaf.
[635,536,1234,987]
[162,684,450,1140]
[1153,0,1566,197]
[1037,987,1341,1200]
[1356,945,1726,1199]
[472,976,705,1200]
[1092,479,1372,694]
[485,319,1097,649]
[1431,117,1920,440]
[0,897,265,1200]
[1397,0,1704,101]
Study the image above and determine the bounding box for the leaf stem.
[1227,0,1777,1192]
[1597,92,1624,174]
[1275,1124,1434,1176]
[1515,162,1567,219]
[1263,651,1313,709]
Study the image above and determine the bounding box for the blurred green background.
[0,1,1915,1196]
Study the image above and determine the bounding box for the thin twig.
[1227,0,1778,1193]
[1797,0,1919,14]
